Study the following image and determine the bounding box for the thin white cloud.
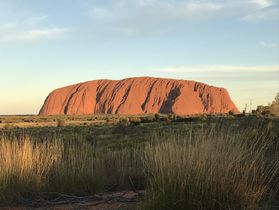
[90,1,223,23]
[89,1,222,36]
[241,4,279,21]
[0,16,71,42]
[157,65,279,73]
[259,41,279,48]
[24,16,49,26]
[89,0,278,35]
[0,28,70,42]
[253,0,273,8]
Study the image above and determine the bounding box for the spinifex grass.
[0,136,143,204]
[0,137,61,204]
[143,124,279,210]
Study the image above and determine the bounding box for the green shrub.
[118,118,130,126]
[168,114,177,121]
[140,116,156,123]
[228,110,234,115]
[129,117,141,126]
[154,113,160,121]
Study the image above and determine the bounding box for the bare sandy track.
[0,191,143,210]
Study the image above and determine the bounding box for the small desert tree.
[273,92,279,105]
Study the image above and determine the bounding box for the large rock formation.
[39,77,239,115]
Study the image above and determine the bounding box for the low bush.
[128,117,141,126]
[139,116,156,123]
[228,110,235,115]
[118,118,130,126]
[168,114,177,121]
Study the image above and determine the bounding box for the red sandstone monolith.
[39,77,239,115]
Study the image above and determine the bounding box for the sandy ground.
[0,205,129,210]
[0,191,143,210]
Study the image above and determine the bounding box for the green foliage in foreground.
[0,117,278,209]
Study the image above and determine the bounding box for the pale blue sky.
[0,0,278,114]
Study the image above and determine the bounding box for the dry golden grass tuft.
[0,136,143,204]
[0,137,62,190]
[143,126,279,209]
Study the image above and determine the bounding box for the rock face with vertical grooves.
[39,77,239,115]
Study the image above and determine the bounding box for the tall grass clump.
[0,137,63,201]
[0,136,143,204]
[143,124,279,210]
[49,143,144,193]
